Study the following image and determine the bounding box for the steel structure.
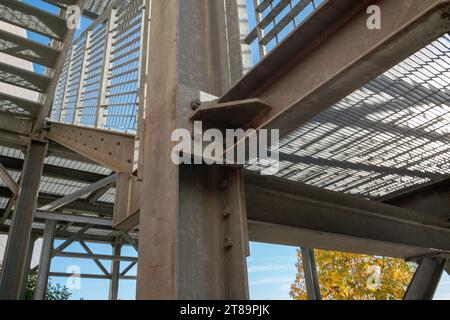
[0,0,449,300]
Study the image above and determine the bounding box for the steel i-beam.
[0,140,47,300]
[404,257,447,300]
[109,242,121,300]
[34,220,57,300]
[136,0,249,299]
[301,247,321,300]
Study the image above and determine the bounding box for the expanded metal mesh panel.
[0,146,23,159]
[50,46,72,121]
[104,0,144,132]
[80,23,107,126]
[246,0,323,61]
[39,176,89,196]
[247,35,450,199]
[85,0,112,17]
[45,156,112,175]
[0,197,8,209]
[51,0,145,133]
[98,188,115,203]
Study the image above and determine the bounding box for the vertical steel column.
[301,247,321,300]
[137,0,249,299]
[404,257,446,300]
[34,219,57,300]
[109,242,121,300]
[0,140,47,300]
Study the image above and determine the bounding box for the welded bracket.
[191,98,272,130]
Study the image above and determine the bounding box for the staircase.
[0,0,86,139]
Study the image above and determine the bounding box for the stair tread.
[0,0,68,41]
[0,91,43,118]
[0,61,52,93]
[0,28,60,68]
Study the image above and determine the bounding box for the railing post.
[58,47,75,123]
[73,30,92,125]
[94,8,117,128]
[252,0,265,59]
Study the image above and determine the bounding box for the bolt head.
[220,179,228,189]
[224,237,234,249]
[222,206,231,218]
[191,99,202,111]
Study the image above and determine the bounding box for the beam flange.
[245,172,450,258]
[35,210,113,227]
[191,98,272,130]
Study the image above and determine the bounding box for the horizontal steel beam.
[54,251,137,262]
[47,123,135,173]
[0,187,114,216]
[383,179,450,220]
[35,210,112,227]
[220,0,450,139]
[37,191,113,215]
[47,272,136,280]
[0,223,131,245]
[245,172,450,258]
[39,174,117,211]
[0,155,109,184]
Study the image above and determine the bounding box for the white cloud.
[250,277,295,286]
[248,264,293,273]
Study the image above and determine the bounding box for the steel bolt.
[224,237,234,249]
[222,206,231,218]
[220,179,228,189]
[191,99,202,111]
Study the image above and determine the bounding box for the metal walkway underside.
[0,0,449,300]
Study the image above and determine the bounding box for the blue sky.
[19,0,450,300]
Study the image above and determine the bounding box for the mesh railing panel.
[51,0,145,133]
[245,0,323,61]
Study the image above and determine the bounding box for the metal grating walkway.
[248,34,450,200]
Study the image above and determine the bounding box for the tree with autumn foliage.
[290,249,416,300]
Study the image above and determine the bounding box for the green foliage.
[24,275,71,300]
[1,263,71,300]
[290,249,416,300]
